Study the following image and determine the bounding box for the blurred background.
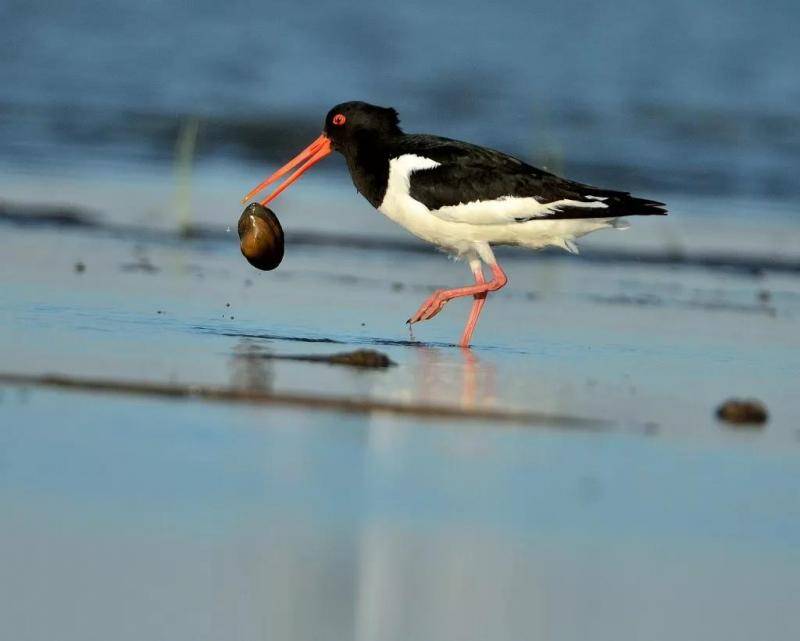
[1,0,798,236]
[1,1,799,640]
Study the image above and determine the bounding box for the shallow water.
[3,390,800,641]
[3,216,800,641]
[2,220,799,430]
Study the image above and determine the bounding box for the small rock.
[327,349,395,368]
[716,398,768,425]
[74,261,86,273]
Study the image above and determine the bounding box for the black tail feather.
[545,191,668,220]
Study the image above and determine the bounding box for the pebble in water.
[716,398,768,425]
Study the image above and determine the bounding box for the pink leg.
[460,265,487,347]
[407,261,508,346]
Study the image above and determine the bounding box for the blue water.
[2,0,799,198]
[2,390,799,641]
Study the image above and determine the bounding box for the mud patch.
[254,348,395,369]
[0,372,610,430]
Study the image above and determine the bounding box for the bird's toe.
[418,297,447,321]
[408,290,445,324]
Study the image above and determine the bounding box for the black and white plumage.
[322,102,665,260]
[243,101,667,347]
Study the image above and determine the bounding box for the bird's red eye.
[332,114,346,126]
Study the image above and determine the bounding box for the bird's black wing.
[396,135,667,222]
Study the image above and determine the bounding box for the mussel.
[238,203,284,270]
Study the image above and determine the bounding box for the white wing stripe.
[431,196,608,225]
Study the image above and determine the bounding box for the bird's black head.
[323,101,402,152]
[240,101,402,208]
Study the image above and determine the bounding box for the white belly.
[377,154,622,257]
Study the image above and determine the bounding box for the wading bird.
[242,101,666,347]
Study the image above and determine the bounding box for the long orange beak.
[240,134,333,206]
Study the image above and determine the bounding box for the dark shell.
[237,203,284,271]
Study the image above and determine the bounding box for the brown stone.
[716,399,768,425]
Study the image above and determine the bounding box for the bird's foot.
[406,290,449,324]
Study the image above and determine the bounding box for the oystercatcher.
[242,101,667,347]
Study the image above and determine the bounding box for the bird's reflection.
[413,346,497,410]
[229,338,274,392]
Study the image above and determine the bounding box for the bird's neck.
[342,132,402,208]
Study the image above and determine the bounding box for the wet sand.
[2,193,800,641]
[1,195,798,432]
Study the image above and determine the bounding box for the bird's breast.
[378,155,440,222]
[377,154,473,249]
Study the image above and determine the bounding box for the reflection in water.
[459,348,498,409]
[229,339,274,392]
[3,371,800,641]
[413,347,498,410]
